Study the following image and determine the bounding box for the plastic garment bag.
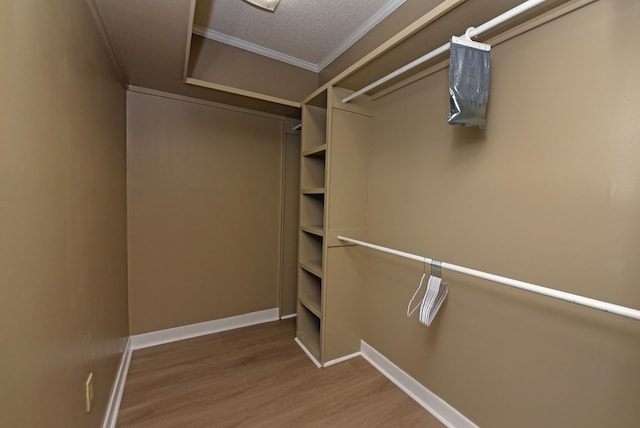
[448,35,491,128]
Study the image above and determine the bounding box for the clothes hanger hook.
[464,27,475,41]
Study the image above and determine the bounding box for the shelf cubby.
[301,154,326,189]
[299,193,324,231]
[297,303,321,361]
[301,103,327,152]
[298,268,322,317]
[299,227,322,258]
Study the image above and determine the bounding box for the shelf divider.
[300,260,323,278]
[302,144,327,157]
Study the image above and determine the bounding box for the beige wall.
[0,1,128,427]
[363,1,640,427]
[127,91,284,334]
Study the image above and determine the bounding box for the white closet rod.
[342,0,547,103]
[337,236,640,321]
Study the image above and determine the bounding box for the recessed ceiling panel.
[194,0,406,71]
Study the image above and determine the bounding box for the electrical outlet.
[85,372,94,413]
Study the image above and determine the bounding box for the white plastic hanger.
[407,259,448,326]
[407,261,428,317]
[420,275,441,325]
[451,27,491,51]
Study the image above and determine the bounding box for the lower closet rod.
[337,236,640,322]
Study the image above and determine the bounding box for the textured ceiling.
[194,0,406,71]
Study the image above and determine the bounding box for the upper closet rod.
[337,236,640,322]
[342,0,547,104]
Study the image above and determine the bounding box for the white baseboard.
[280,313,297,320]
[294,337,322,368]
[361,341,477,428]
[323,351,361,368]
[101,337,132,428]
[131,308,279,350]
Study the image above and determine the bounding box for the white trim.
[280,313,297,320]
[131,308,279,350]
[192,25,319,72]
[361,341,478,428]
[316,0,407,71]
[101,337,132,428]
[322,351,361,368]
[294,337,322,368]
[126,85,287,121]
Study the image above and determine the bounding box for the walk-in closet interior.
[2,0,639,427]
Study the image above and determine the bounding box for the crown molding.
[317,0,406,71]
[192,25,319,72]
[192,0,406,74]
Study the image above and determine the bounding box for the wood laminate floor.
[117,319,444,427]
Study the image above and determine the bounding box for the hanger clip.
[451,27,491,51]
[431,259,442,278]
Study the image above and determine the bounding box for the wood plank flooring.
[117,319,444,427]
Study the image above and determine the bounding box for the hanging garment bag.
[448,34,491,128]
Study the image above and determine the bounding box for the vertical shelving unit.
[296,86,372,367]
[296,90,327,364]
